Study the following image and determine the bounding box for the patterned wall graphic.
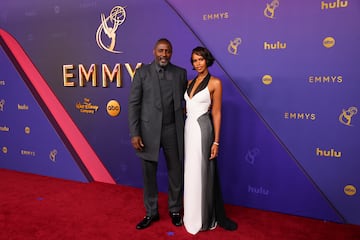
[0,0,359,225]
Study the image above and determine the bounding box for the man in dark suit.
[128,38,187,230]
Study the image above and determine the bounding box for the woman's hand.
[209,143,219,160]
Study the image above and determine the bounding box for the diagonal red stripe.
[0,28,115,184]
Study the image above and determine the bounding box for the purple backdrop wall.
[0,0,359,225]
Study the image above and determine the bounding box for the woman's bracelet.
[213,142,219,146]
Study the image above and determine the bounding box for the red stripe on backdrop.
[0,29,115,184]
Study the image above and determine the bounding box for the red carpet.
[1,168,359,240]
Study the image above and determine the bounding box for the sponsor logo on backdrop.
[339,106,357,126]
[49,149,57,162]
[24,127,30,134]
[264,0,279,19]
[284,112,316,120]
[106,100,121,117]
[344,184,356,196]
[248,185,269,196]
[323,37,335,48]
[308,75,342,83]
[203,12,229,21]
[18,104,29,110]
[264,41,286,50]
[96,6,126,53]
[316,147,341,158]
[228,37,242,55]
[0,99,5,111]
[76,98,99,114]
[2,146,7,154]
[0,80,5,86]
[0,126,9,132]
[262,75,272,85]
[245,147,260,165]
[63,63,141,87]
[321,0,348,10]
[20,149,35,156]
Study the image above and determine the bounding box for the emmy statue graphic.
[339,106,358,126]
[96,6,126,53]
[264,0,279,19]
[228,37,242,55]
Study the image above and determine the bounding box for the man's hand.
[131,136,144,151]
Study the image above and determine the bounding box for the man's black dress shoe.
[136,214,160,230]
[169,212,182,226]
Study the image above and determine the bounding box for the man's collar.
[155,62,169,72]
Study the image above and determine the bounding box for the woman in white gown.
[183,47,237,235]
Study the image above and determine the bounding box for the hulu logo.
[321,0,348,10]
[316,148,341,158]
[264,41,286,50]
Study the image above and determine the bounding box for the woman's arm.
[209,77,222,159]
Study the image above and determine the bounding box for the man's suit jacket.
[128,61,187,162]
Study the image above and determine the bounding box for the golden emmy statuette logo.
[0,99,5,111]
[262,75,272,85]
[49,149,58,162]
[344,185,356,196]
[339,106,358,126]
[25,127,30,134]
[96,6,126,53]
[323,37,335,48]
[107,100,121,117]
[264,0,279,19]
[2,146,7,154]
[227,37,242,55]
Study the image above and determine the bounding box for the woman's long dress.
[183,74,217,235]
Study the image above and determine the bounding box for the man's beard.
[158,57,169,67]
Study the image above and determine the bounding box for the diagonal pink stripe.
[0,29,115,184]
